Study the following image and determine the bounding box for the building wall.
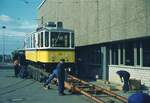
[38,0,150,87]
[38,0,150,46]
[109,65,150,87]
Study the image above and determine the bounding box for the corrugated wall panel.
[38,0,150,46]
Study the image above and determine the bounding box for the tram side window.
[41,32,43,47]
[45,31,49,47]
[27,37,30,48]
[51,32,69,47]
[71,32,74,48]
[30,35,32,48]
[38,33,40,47]
[33,34,35,48]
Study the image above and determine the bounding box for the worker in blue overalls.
[18,53,28,78]
[128,92,150,103]
[57,59,66,96]
[116,70,130,93]
[43,68,58,89]
[43,59,66,96]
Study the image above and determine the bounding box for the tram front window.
[51,32,70,47]
[45,31,49,47]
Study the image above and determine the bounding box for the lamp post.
[2,26,6,63]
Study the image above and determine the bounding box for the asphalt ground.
[0,64,91,103]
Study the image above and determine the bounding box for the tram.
[25,21,75,71]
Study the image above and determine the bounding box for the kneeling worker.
[116,70,130,93]
[43,68,58,89]
[43,59,66,96]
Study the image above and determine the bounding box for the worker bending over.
[116,70,130,93]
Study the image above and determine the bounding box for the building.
[38,0,150,87]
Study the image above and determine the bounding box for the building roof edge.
[38,0,47,9]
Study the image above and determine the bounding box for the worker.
[18,53,28,79]
[128,92,150,103]
[43,68,58,89]
[18,65,28,79]
[57,59,66,96]
[76,58,82,77]
[13,54,20,77]
[116,70,130,93]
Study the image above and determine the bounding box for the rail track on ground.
[28,65,128,103]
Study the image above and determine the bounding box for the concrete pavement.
[0,64,91,103]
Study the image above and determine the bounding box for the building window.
[125,42,134,66]
[143,39,150,67]
[137,42,140,65]
[111,45,118,65]
[120,46,123,64]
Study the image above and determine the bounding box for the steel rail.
[68,74,128,103]
[65,82,105,103]
[28,65,128,103]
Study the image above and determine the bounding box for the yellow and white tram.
[25,22,75,71]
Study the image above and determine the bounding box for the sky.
[0,0,42,55]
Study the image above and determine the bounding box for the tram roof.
[26,27,74,36]
[35,27,74,33]
[44,27,74,32]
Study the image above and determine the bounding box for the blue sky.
[0,0,41,54]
